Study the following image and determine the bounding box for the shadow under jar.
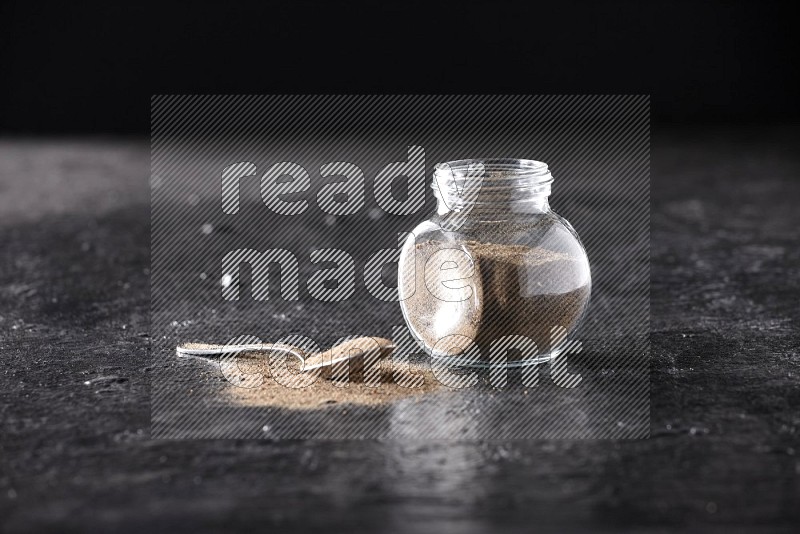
[398,159,591,368]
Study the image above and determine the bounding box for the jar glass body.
[398,159,591,367]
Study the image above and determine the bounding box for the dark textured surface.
[1,127,799,532]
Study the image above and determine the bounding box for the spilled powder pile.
[402,240,590,361]
[227,359,445,409]
[180,340,447,410]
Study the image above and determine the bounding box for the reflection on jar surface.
[398,159,591,368]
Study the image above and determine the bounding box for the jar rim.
[432,158,553,214]
[433,158,552,184]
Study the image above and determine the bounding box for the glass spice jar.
[398,159,591,367]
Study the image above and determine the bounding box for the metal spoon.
[176,336,394,374]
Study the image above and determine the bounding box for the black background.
[1,0,798,134]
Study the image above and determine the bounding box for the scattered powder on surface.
[180,341,448,410]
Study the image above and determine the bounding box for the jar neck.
[432,159,553,219]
